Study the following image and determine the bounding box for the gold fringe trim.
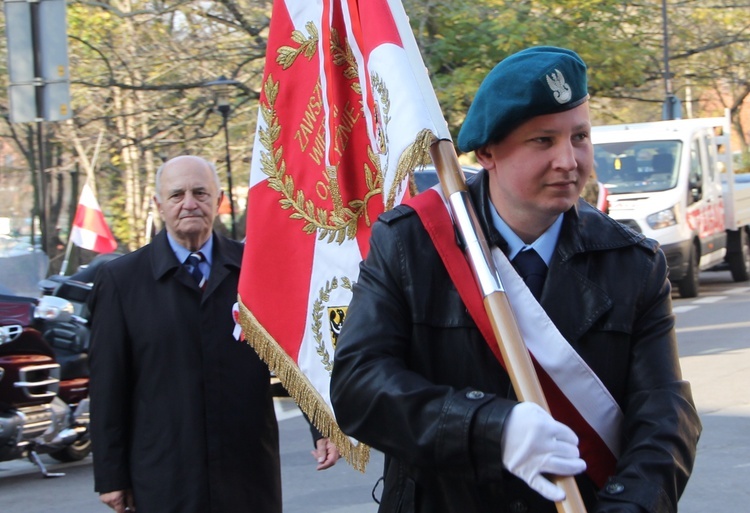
[386,128,436,210]
[237,295,370,472]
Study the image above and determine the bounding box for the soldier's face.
[476,103,593,240]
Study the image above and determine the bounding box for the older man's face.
[154,156,222,251]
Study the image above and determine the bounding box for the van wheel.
[678,245,700,298]
[728,229,750,282]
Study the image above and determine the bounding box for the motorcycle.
[0,255,93,477]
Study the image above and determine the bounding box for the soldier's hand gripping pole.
[430,138,587,513]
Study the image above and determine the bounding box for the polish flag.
[70,183,118,253]
[237,0,441,470]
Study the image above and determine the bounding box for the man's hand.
[501,402,586,502]
[99,489,135,512]
[311,437,341,470]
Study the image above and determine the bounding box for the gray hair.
[154,156,221,202]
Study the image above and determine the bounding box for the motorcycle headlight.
[646,206,678,230]
[35,295,75,321]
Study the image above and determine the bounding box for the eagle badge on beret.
[546,69,572,104]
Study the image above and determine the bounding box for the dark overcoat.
[330,171,701,513]
[89,230,281,513]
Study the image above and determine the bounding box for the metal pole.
[661,0,675,120]
[220,107,237,239]
[203,75,240,239]
[31,0,49,254]
[36,121,48,254]
[27,127,38,248]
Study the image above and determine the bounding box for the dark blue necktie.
[512,249,547,300]
[186,252,206,290]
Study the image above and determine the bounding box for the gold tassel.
[237,295,371,472]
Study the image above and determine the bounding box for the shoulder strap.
[407,190,503,361]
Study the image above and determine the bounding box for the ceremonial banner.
[238,0,440,469]
[70,183,118,254]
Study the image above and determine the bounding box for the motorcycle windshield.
[0,236,49,298]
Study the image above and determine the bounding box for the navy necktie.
[185,252,206,290]
[512,249,547,300]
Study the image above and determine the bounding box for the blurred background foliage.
[0,0,748,266]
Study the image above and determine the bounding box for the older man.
[331,47,701,512]
[89,156,281,513]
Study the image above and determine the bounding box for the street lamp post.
[661,0,682,120]
[205,75,241,239]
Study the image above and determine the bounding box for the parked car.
[592,113,750,297]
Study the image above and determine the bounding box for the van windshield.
[594,140,681,193]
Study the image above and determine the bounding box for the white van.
[592,112,750,297]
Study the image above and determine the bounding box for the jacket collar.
[466,169,652,342]
[149,230,242,297]
[467,169,647,260]
[150,230,182,281]
[203,233,242,298]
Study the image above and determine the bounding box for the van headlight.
[646,206,677,229]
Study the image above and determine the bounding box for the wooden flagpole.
[430,139,587,513]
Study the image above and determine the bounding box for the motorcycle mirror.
[0,325,24,345]
[38,278,61,295]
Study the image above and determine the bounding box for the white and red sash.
[409,188,622,488]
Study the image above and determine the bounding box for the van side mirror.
[688,178,703,203]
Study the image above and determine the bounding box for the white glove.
[501,401,587,502]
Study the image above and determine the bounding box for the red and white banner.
[70,183,118,254]
[238,0,440,469]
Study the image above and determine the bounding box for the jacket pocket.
[379,463,416,513]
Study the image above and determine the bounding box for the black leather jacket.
[330,171,701,513]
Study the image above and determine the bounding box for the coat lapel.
[202,234,242,301]
[540,204,648,343]
[149,231,196,290]
[148,230,242,296]
[541,255,613,343]
[466,172,636,345]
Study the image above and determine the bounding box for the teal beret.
[457,46,589,152]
